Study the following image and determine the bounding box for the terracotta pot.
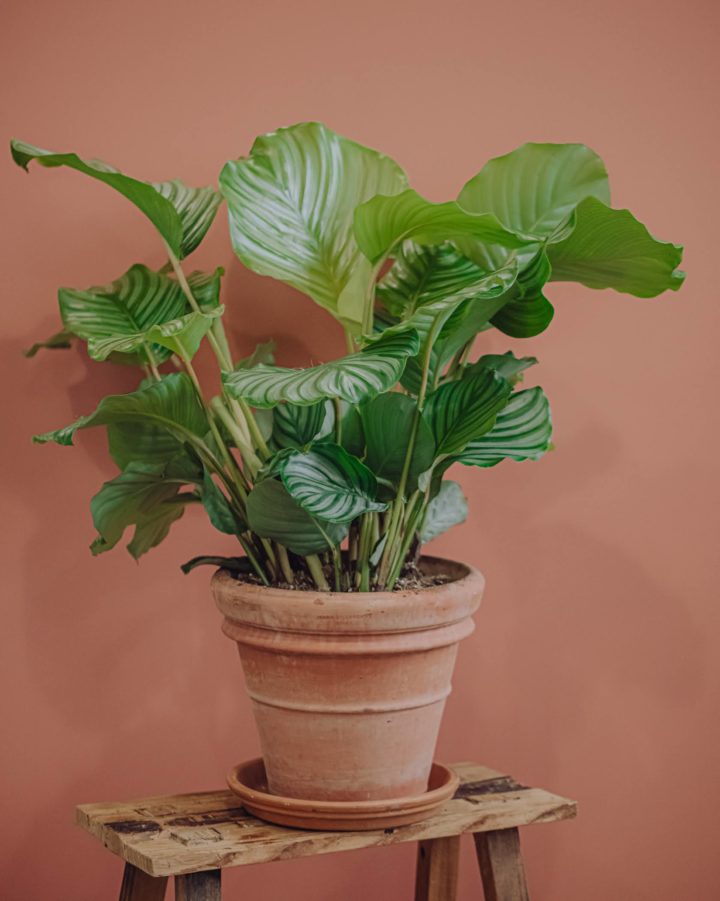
[212,555,484,803]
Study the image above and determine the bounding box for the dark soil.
[230,561,451,592]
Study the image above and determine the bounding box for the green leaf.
[188,268,224,310]
[23,329,73,357]
[469,351,538,385]
[425,369,512,457]
[152,179,221,258]
[273,401,331,449]
[223,329,419,407]
[34,372,208,451]
[234,340,276,369]
[219,122,408,332]
[246,478,348,555]
[489,249,554,337]
[420,480,468,543]
[361,393,435,491]
[143,308,223,361]
[58,264,187,364]
[547,197,685,296]
[354,188,530,265]
[201,470,245,535]
[458,143,610,237]
[281,443,386,522]
[11,139,184,256]
[90,461,187,559]
[180,555,253,575]
[454,387,552,467]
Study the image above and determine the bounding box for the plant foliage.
[15,124,684,591]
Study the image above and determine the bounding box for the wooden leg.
[415,835,460,901]
[118,863,167,901]
[474,828,529,901]
[175,870,222,901]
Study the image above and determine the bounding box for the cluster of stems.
[147,247,454,593]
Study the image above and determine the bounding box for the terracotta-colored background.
[2,1,718,898]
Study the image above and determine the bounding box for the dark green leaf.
[454,387,552,467]
[273,401,330,449]
[361,393,435,491]
[89,461,187,559]
[281,443,386,522]
[246,478,348,555]
[23,329,73,357]
[201,470,245,535]
[468,351,538,385]
[181,555,253,575]
[223,329,420,407]
[425,369,512,457]
[420,480,468,543]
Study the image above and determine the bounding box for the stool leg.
[474,828,529,901]
[175,870,221,901]
[118,863,167,901]
[415,836,460,901]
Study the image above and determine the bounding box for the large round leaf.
[281,443,386,522]
[219,122,408,332]
[223,330,419,407]
[458,143,610,237]
[361,393,435,491]
[246,478,348,555]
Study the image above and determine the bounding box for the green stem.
[306,554,330,591]
[333,397,343,444]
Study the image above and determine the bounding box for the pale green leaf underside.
[548,197,685,296]
[455,387,552,467]
[246,478,348,555]
[281,443,386,522]
[354,188,530,265]
[223,330,420,407]
[420,480,468,543]
[219,122,408,329]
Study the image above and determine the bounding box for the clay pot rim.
[213,555,484,635]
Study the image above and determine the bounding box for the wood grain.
[118,863,168,901]
[76,762,576,877]
[474,828,530,901]
[414,836,460,901]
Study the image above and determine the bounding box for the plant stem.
[306,554,330,591]
[333,397,343,444]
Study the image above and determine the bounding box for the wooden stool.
[77,761,576,900]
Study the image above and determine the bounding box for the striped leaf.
[354,189,530,266]
[420,480,468,543]
[246,478,348,555]
[272,401,331,450]
[58,264,222,363]
[454,387,552,467]
[11,140,184,255]
[281,443,386,522]
[34,372,208,450]
[219,122,408,333]
[153,180,221,258]
[548,197,685,297]
[90,460,191,559]
[425,369,512,458]
[223,329,419,407]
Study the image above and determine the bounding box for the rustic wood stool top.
[77,761,576,887]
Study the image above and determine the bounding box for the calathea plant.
[14,125,684,592]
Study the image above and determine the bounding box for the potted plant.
[13,124,684,829]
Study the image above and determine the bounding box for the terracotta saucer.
[226,758,459,831]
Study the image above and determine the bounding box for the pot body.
[212,556,484,802]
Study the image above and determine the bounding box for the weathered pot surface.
[212,555,484,804]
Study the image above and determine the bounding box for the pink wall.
[2,1,718,898]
